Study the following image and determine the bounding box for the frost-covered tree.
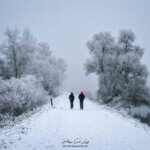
[19,27,37,75]
[0,27,21,78]
[85,30,150,107]
[27,42,66,96]
[0,27,36,79]
[118,30,149,107]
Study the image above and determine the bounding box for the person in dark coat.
[78,91,85,110]
[69,92,74,109]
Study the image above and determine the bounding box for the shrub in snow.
[0,75,48,116]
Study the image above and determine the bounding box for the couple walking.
[69,92,85,110]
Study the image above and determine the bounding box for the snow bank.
[1,93,150,150]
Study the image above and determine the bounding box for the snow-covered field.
[0,93,150,150]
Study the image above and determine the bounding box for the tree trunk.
[12,46,18,78]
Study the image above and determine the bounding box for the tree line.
[85,30,150,124]
[0,27,66,119]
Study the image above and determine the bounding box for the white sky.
[0,0,150,95]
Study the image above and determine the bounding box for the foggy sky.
[0,0,150,95]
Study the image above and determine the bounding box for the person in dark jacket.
[69,92,74,109]
[78,91,85,110]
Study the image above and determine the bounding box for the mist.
[0,0,150,96]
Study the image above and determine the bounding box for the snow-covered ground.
[0,93,150,150]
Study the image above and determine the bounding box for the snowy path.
[1,93,150,150]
